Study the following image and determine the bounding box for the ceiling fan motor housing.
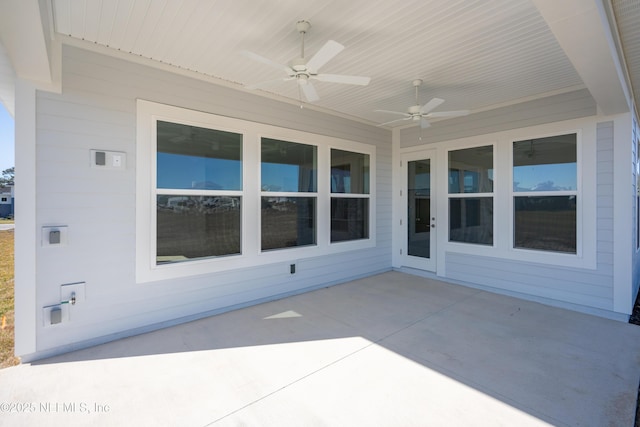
[407,105,421,120]
[296,20,311,33]
[290,57,308,72]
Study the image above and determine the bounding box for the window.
[156,121,242,263]
[261,138,317,251]
[330,149,370,242]
[512,133,577,253]
[137,100,375,282]
[0,197,7,203]
[448,145,494,245]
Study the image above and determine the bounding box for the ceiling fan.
[376,79,470,128]
[241,20,370,102]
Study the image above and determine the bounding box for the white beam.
[613,113,634,315]
[0,43,16,116]
[0,0,52,86]
[13,78,37,357]
[532,0,630,115]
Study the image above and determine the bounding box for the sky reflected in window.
[157,153,241,190]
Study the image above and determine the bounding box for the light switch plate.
[90,150,126,170]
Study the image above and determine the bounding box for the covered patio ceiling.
[0,0,637,125]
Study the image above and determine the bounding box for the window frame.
[509,130,584,260]
[330,148,371,244]
[260,137,318,252]
[446,143,496,247]
[434,121,594,269]
[155,121,244,263]
[136,100,375,283]
[511,133,579,254]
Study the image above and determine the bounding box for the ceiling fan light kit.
[242,20,371,103]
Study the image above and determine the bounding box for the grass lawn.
[0,229,19,368]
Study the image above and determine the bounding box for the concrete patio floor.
[1,271,640,426]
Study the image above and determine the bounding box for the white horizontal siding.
[596,122,615,291]
[33,45,391,356]
[633,113,640,305]
[444,120,615,312]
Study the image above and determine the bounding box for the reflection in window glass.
[331,198,369,242]
[449,198,493,245]
[261,197,316,250]
[330,149,370,243]
[407,159,431,258]
[514,196,576,253]
[448,146,493,194]
[157,121,242,190]
[331,149,369,194]
[156,196,241,263]
[513,134,577,192]
[261,138,317,192]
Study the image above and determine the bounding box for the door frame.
[400,149,437,272]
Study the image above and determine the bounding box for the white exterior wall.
[444,119,613,314]
[25,45,392,360]
[394,89,636,320]
[631,109,640,310]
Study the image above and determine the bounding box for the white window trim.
[329,148,372,245]
[507,129,586,266]
[446,143,497,248]
[436,120,596,270]
[136,100,376,283]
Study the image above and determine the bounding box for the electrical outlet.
[41,226,68,247]
[43,304,69,327]
[60,282,86,305]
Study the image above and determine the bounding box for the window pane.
[262,197,316,250]
[408,159,431,258]
[513,133,576,192]
[156,196,241,263]
[449,146,493,193]
[514,196,576,253]
[331,198,369,242]
[157,121,242,190]
[261,138,317,192]
[331,149,369,194]
[449,197,493,245]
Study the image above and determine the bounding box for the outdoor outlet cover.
[41,226,68,247]
[43,304,69,327]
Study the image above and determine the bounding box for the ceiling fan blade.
[301,82,320,102]
[306,40,344,72]
[245,77,294,90]
[378,117,411,127]
[420,118,431,129]
[315,74,370,86]
[374,109,410,117]
[240,50,292,74]
[426,110,470,118]
[420,98,445,114]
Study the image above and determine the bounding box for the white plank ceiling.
[49,0,633,127]
[612,0,640,116]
